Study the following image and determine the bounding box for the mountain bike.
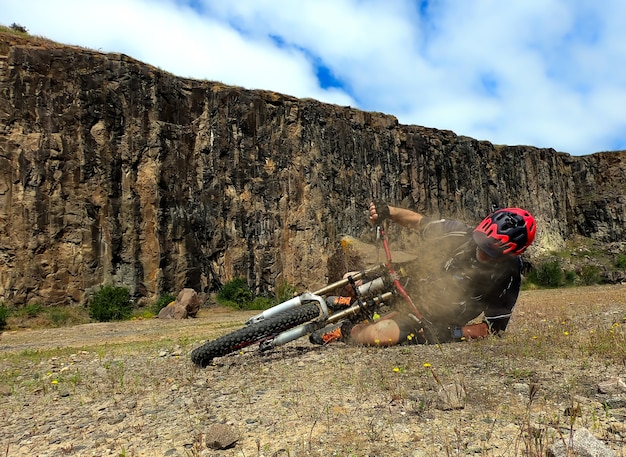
[190,226,424,367]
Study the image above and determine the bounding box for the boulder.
[157,288,201,319]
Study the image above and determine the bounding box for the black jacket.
[412,217,522,337]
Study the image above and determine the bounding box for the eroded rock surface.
[1,32,625,306]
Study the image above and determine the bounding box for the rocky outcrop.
[157,288,201,319]
[0,33,625,306]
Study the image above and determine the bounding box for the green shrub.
[616,254,626,270]
[564,270,577,285]
[276,281,297,302]
[151,293,176,315]
[217,277,253,309]
[47,307,75,327]
[0,303,8,330]
[527,259,565,288]
[249,296,275,310]
[580,265,603,285]
[20,303,44,318]
[88,286,133,322]
[10,23,28,34]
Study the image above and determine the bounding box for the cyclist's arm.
[483,266,522,334]
[388,206,424,229]
[457,263,523,340]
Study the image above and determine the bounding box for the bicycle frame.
[252,224,421,352]
[190,222,423,366]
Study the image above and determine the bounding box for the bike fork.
[246,293,329,325]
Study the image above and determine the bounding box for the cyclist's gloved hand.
[370,201,390,223]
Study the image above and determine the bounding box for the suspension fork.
[245,264,386,325]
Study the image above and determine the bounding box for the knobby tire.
[191,302,321,367]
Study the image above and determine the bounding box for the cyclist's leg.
[349,311,425,346]
[350,316,401,346]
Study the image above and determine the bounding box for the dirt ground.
[1,285,625,456]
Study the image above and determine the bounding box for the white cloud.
[1,0,625,155]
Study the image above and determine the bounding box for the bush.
[564,270,577,285]
[47,307,78,327]
[276,281,297,302]
[249,296,275,310]
[151,293,176,315]
[0,303,8,330]
[10,23,28,34]
[526,259,565,288]
[580,265,603,285]
[88,286,133,322]
[215,278,278,311]
[217,277,253,309]
[20,303,44,318]
[616,254,626,270]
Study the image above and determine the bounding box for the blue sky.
[2,0,625,156]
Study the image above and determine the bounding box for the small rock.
[603,397,626,409]
[436,382,466,410]
[512,382,529,394]
[107,413,126,425]
[411,450,429,457]
[205,423,239,450]
[547,427,616,457]
[607,421,626,435]
[598,377,626,395]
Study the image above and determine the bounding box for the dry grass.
[0,285,625,456]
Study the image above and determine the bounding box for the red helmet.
[472,208,537,257]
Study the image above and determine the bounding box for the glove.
[371,200,390,222]
[450,322,490,341]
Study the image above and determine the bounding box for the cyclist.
[311,201,537,346]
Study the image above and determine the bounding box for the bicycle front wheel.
[190,302,321,367]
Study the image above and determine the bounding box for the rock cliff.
[0,33,624,305]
